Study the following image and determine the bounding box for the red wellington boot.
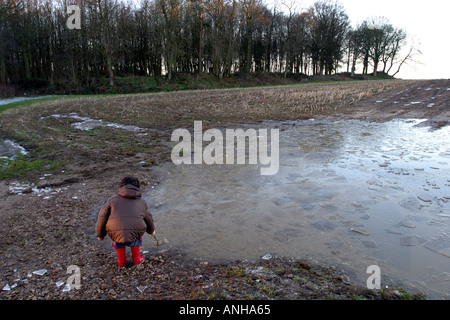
[116,247,126,267]
[131,246,145,265]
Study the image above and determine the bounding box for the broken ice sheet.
[62,284,71,292]
[41,113,147,133]
[399,235,427,246]
[361,240,377,248]
[385,228,402,235]
[8,181,33,195]
[136,286,147,293]
[425,237,450,258]
[32,269,48,276]
[2,283,17,291]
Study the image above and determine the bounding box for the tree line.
[0,0,416,89]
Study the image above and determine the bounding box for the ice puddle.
[41,113,148,133]
[0,139,28,159]
[145,118,450,299]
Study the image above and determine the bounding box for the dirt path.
[1,79,447,301]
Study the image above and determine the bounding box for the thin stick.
[153,235,162,246]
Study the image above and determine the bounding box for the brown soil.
[1,79,447,301]
[333,79,450,129]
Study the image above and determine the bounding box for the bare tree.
[97,0,119,86]
[309,0,349,75]
[391,37,422,77]
[0,0,418,92]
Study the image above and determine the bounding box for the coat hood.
[117,184,142,199]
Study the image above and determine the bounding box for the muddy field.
[335,79,450,128]
[0,79,448,301]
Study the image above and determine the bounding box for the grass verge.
[0,154,62,179]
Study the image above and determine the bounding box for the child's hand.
[97,237,104,241]
[151,231,155,237]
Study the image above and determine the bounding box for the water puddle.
[0,139,28,159]
[41,113,148,133]
[144,118,450,298]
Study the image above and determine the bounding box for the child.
[96,176,155,267]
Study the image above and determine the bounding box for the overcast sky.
[268,0,450,79]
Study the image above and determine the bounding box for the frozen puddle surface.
[146,119,450,298]
[0,139,28,159]
[41,113,147,133]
